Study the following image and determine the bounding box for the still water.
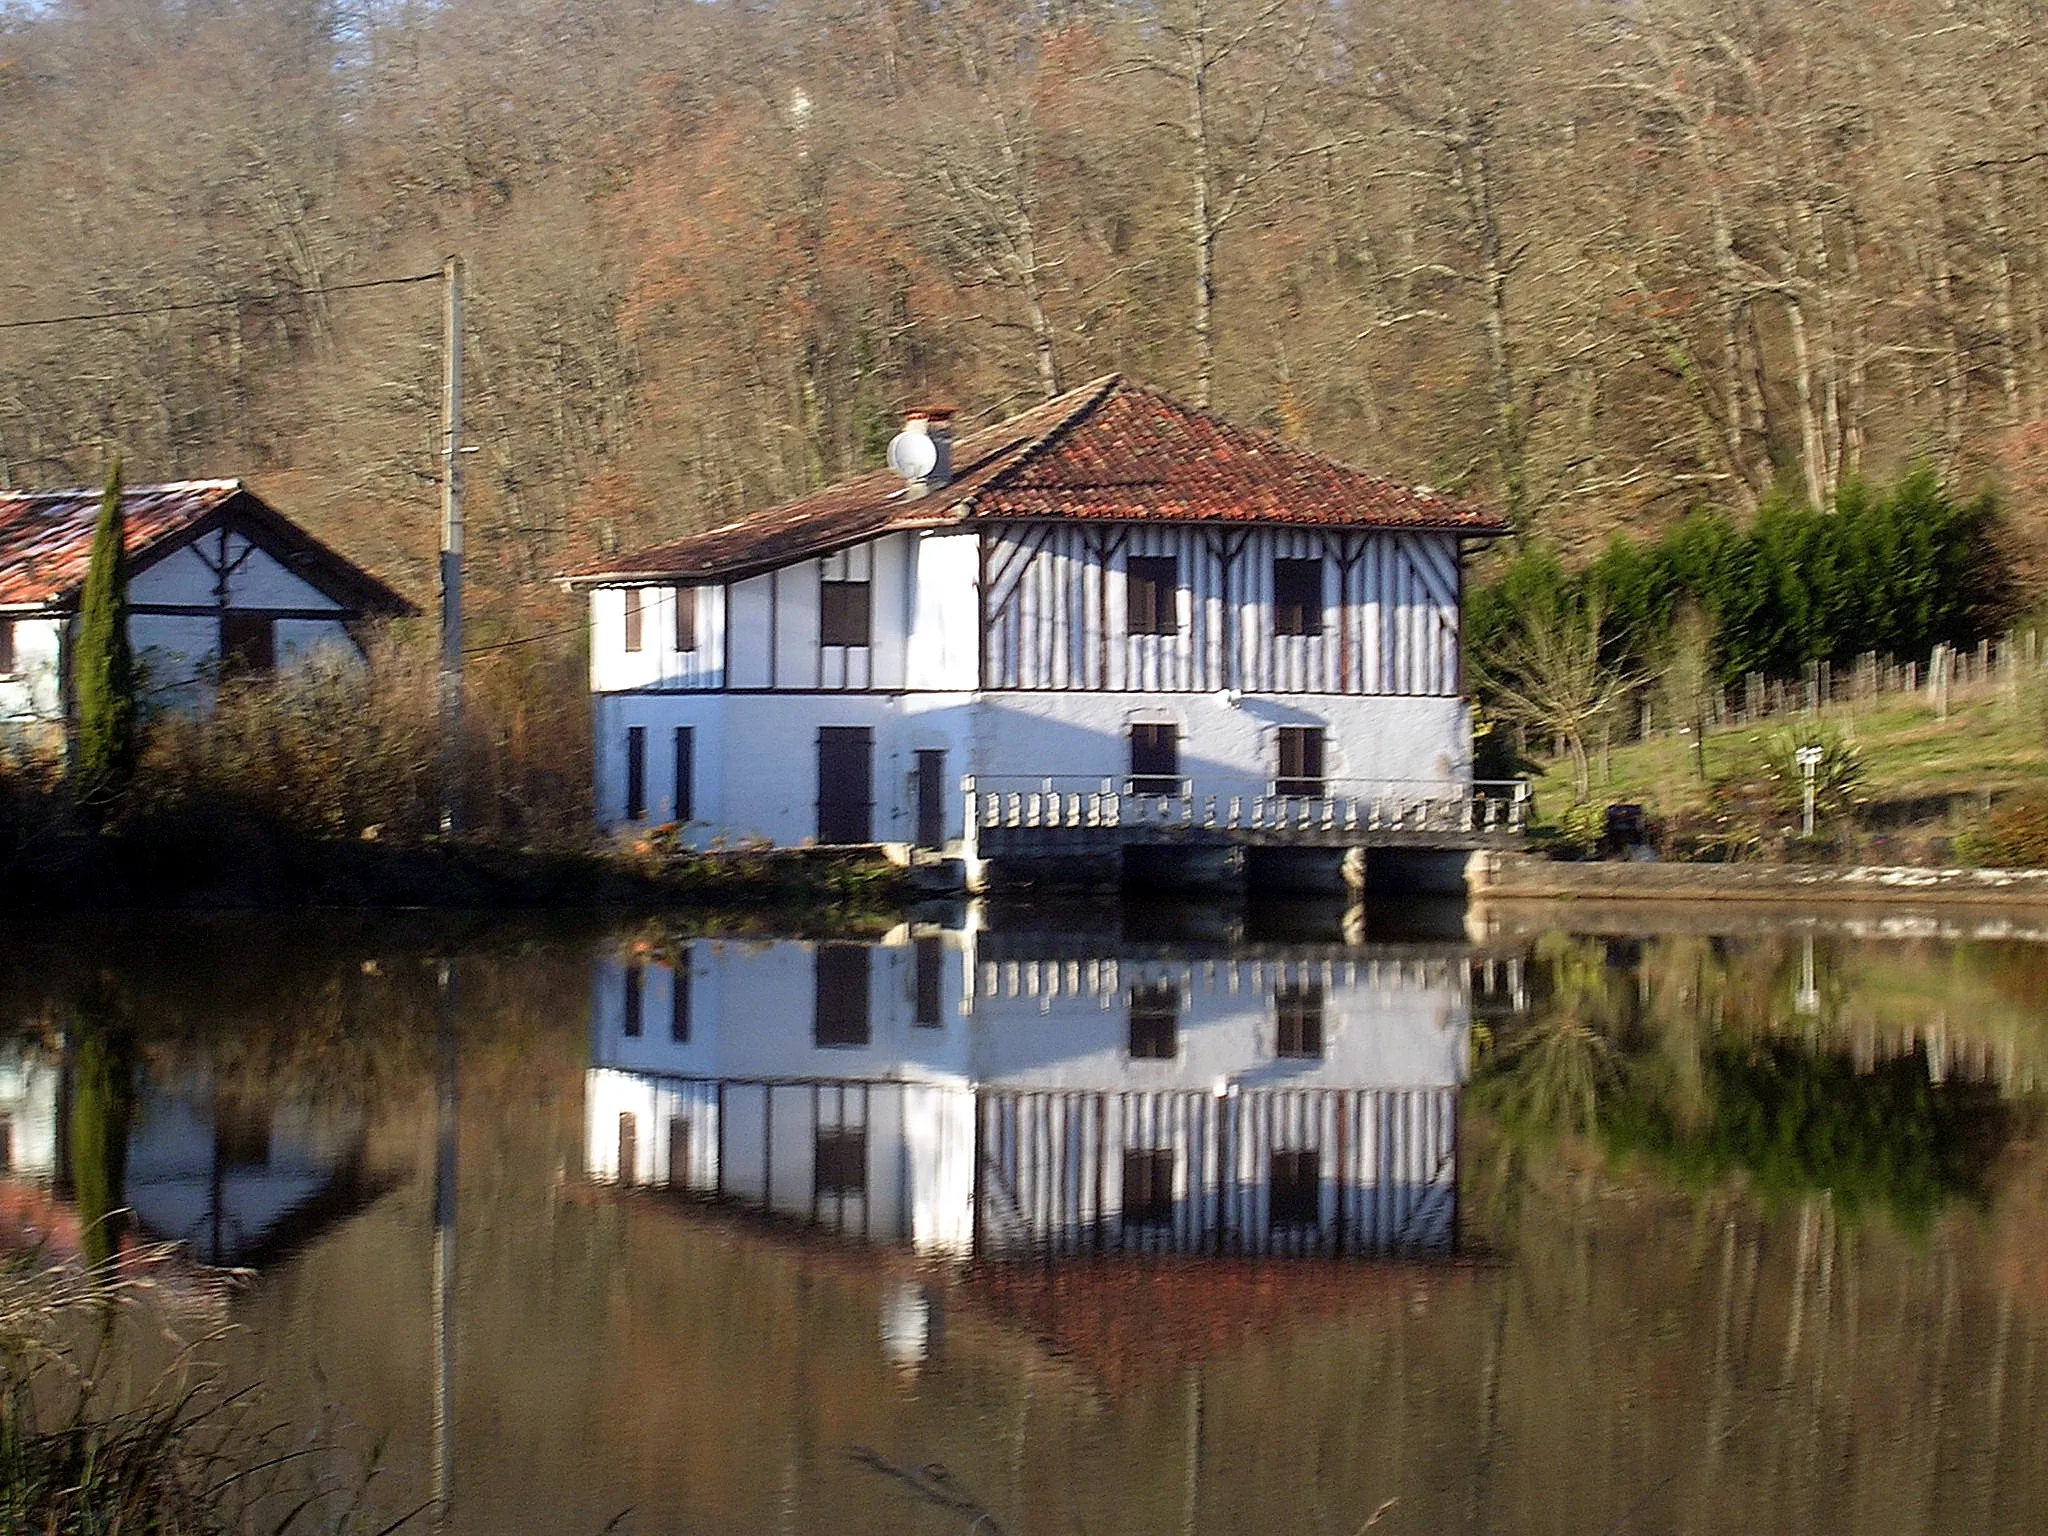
[4,898,2047,1534]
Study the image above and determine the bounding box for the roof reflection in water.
[586,920,1470,1260]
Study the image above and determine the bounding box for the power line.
[461,621,585,658]
[0,271,443,332]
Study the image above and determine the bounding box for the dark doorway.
[816,727,874,843]
[815,944,872,1047]
[914,750,947,849]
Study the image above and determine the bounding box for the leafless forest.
[6,0,2048,625]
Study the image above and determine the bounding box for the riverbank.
[1474,851,2048,905]
[0,822,910,913]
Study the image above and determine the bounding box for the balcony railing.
[963,775,1530,839]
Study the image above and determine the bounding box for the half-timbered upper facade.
[0,480,414,745]
[567,376,1507,849]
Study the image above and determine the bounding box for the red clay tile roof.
[0,480,415,615]
[567,376,1507,585]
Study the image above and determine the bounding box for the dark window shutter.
[1276,727,1326,796]
[674,586,697,652]
[670,954,690,1042]
[1273,558,1324,636]
[625,726,647,820]
[0,621,14,675]
[814,1129,868,1195]
[1129,724,1180,795]
[623,962,644,1036]
[673,727,694,822]
[820,581,872,646]
[1126,556,1178,635]
[914,936,944,1025]
[1121,1149,1175,1226]
[1128,981,1178,1058]
[1275,982,1324,1058]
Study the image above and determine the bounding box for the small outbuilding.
[0,479,415,747]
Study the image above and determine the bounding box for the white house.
[584,921,1469,1258]
[566,377,1510,863]
[0,479,414,748]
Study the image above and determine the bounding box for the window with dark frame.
[625,726,647,820]
[674,586,698,651]
[623,962,644,1037]
[0,1116,12,1174]
[673,726,694,822]
[814,1128,868,1196]
[1275,726,1326,797]
[219,613,275,674]
[819,580,872,646]
[1121,1149,1175,1226]
[1273,557,1324,636]
[1125,555,1178,635]
[0,621,13,675]
[670,955,690,1042]
[623,587,644,652]
[1275,982,1325,1059]
[914,936,944,1026]
[814,944,872,1047]
[1269,1149,1321,1228]
[1128,723,1180,795]
[1128,981,1179,1059]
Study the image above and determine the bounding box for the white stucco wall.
[907,533,980,691]
[130,535,343,612]
[594,690,981,842]
[592,688,1469,843]
[0,617,64,729]
[0,1040,60,1178]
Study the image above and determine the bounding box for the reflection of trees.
[67,1001,136,1272]
[1478,935,1624,1144]
[1602,1041,2010,1228]
[1478,935,2023,1230]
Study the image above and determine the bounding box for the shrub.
[1957,790,2048,868]
[134,628,591,847]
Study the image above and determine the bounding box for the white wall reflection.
[586,923,1470,1258]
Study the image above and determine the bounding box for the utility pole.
[439,256,464,834]
[431,959,458,1533]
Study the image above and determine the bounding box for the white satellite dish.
[887,428,938,482]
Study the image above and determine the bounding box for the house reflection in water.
[0,1037,380,1268]
[124,1079,378,1267]
[585,923,1468,1259]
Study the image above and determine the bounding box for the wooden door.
[816,727,874,843]
[914,750,947,849]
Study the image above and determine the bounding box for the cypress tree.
[74,459,137,803]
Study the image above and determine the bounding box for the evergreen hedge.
[1470,470,2011,684]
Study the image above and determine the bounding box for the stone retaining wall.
[1473,853,2048,904]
